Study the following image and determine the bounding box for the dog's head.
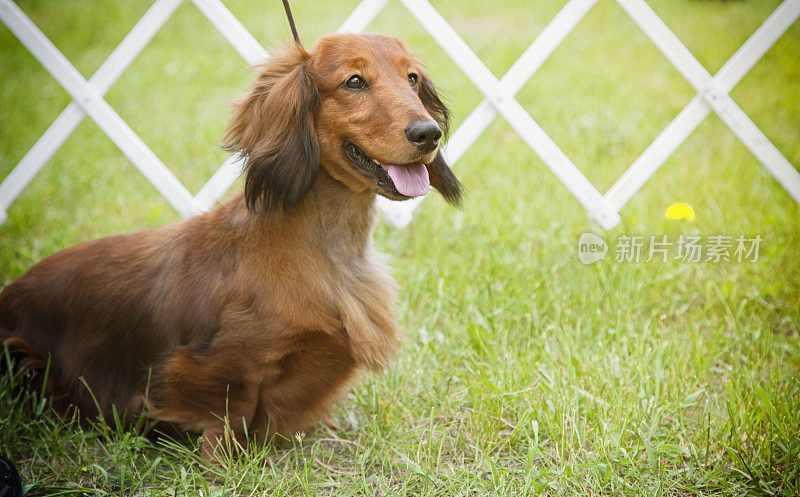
[224,34,462,213]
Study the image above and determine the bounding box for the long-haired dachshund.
[0,34,461,459]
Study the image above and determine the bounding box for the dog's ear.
[418,71,450,137]
[224,46,320,213]
[427,151,462,206]
[418,72,462,206]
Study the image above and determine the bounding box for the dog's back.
[0,210,241,421]
[1,230,168,419]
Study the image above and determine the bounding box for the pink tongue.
[381,163,430,197]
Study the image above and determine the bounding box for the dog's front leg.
[339,291,400,370]
[145,345,262,461]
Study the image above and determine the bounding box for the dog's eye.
[408,73,418,87]
[344,75,366,90]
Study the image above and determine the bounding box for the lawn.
[1,0,799,494]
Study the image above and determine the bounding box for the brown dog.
[0,34,461,458]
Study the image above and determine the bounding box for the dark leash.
[281,0,302,46]
[0,457,21,497]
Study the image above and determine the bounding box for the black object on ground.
[0,456,21,497]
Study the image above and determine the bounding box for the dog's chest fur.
[143,178,401,435]
[210,172,400,372]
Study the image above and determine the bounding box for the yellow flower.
[666,203,694,220]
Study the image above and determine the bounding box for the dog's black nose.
[405,120,442,154]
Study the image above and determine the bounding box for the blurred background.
[1,0,799,493]
[1,0,798,270]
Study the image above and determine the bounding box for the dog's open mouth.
[343,141,430,198]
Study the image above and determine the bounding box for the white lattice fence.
[1,0,799,229]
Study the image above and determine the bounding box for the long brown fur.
[0,34,461,459]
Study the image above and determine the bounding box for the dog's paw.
[321,417,340,430]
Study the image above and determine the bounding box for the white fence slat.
[708,95,800,204]
[604,96,707,212]
[605,0,800,211]
[190,0,268,65]
[497,0,599,99]
[616,0,710,89]
[397,0,620,228]
[616,0,800,205]
[714,0,800,90]
[193,153,245,210]
[92,0,185,93]
[0,0,183,222]
[0,106,74,225]
[188,0,271,209]
[383,0,600,226]
[1,0,797,229]
[0,0,200,217]
[337,0,390,34]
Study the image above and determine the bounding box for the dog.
[0,33,461,459]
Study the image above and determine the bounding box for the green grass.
[1,0,799,494]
